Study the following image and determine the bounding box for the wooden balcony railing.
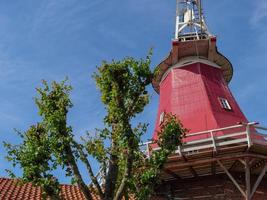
[140,122,267,158]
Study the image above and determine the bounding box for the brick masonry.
[154,174,267,200]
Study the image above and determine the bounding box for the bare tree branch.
[65,146,94,200]
[77,145,104,199]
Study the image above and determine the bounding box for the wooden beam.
[211,161,216,175]
[163,169,182,180]
[165,153,267,170]
[245,159,251,200]
[188,166,198,177]
[249,158,256,166]
[238,158,246,166]
[228,160,238,172]
[211,149,217,175]
[181,154,198,178]
[250,163,267,199]
[217,160,246,198]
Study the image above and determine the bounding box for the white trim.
[160,56,220,85]
[140,122,265,158]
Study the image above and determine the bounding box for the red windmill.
[153,0,247,140]
[146,1,267,199]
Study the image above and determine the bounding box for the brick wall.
[154,174,267,200]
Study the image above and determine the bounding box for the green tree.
[4,52,186,200]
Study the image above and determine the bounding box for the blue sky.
[0,0,267,184]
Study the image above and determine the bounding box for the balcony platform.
[141,123,267,200]
[142,122,267,179]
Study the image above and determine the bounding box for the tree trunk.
[114,129,135,200]
[104,139,119,200]
[66,146,93,200]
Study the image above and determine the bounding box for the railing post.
[246,124,252,148]
[177,145,181,156]
[146,142,150,158]
[210,131,217,152]
[245,158,251,200]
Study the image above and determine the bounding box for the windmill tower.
[145,1,267,199]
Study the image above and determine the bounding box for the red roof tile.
[0,178,98,200]
[0,178,166,200]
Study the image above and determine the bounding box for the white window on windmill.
[219,97,232,110]
[159,112,165,124]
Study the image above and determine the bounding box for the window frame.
[218,97,232,111]
[159,112,165,124]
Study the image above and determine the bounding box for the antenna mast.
[174,0,211,41]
